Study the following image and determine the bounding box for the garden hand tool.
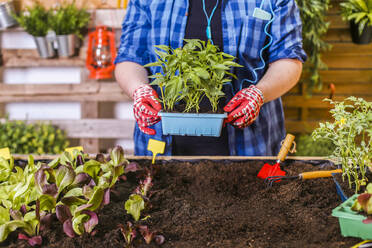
[223,85,264,128]
[147,139,165,164]
[257,134,296,179]
[133,85,162,135]
[265,169,342,187]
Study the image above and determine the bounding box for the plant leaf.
[124,194,145,221]
[56,164,76,193]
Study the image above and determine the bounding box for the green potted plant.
[340,0,372,44]
[332,183,372,240]
[312,96,372,193]
[49,1,90,57]
[145,39,242,137]
[13,1,54,58]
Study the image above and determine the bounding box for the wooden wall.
[282,0,372,134]
[8,0,122,10]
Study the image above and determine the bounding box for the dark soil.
[3,159,361,248]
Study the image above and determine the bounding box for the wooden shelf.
[0,82,129,102]
[1,118,134,139]
[1,49,86,68]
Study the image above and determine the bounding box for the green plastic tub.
[332,194,372,240]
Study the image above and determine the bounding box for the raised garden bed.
[3,157,360,247]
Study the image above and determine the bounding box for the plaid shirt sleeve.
[268,0,307,63]
[114,0,151,66]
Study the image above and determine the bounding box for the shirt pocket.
[238,16,269,62]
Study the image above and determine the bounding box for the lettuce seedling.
[138,225,165,245]
[118,221,136,247]
[125,194,145,221]
[352,183,372,223]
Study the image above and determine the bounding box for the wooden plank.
[81,101,100,153]
[324,29,351,42]
[0,83,101,96]
[282,95,372,108]
[285,120,320,133]
[0,83,129,102]
[302,70,372,84]
[1,49,85,68]
[20,0,120,9]
[323,42,372,55]
[322,55,372,69]
[12,154,331,161]
[2,119,135,139]
[326,15,348,29]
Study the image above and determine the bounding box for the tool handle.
[277,134,295,162]
[301,169,342,180]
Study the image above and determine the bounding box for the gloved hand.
[223,85,264,128]
[133,84,162,135]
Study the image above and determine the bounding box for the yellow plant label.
[147,139,165,164]
[0,148,11,160]
[65,146,84,155]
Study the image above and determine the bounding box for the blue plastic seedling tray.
[159,112,227,137]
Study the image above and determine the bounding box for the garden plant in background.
[49,1,90,57]
[12,1,49,37]
[341,0,372,43]
[0,146,129,246]
[13,1,55,58]
[0,118,69,154]
[295,0,331,94]
[312,96,372,192]
[295,133,335,156]
[146,39,242,113]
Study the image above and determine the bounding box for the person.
[114,0,307,156]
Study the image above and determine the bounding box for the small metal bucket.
[0,0,17,29]
[56,34,78,57]
[33,36,56,59]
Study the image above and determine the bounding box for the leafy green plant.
[145,39,242,113]
[49,1,90,39]
[341,0,372,35]
[295,133,335,156]
[13,1,51,37]
[0,118,69,154]
[352,183,372,223]
[0,146,130,244]
[312,96,372,192]
[295,0,332,94]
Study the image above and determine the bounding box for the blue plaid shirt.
[115,0,307,156]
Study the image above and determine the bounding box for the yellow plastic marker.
[147,139,165,164]
[351,240,372,248]
[65,146,84,155]
[0,148,11,160]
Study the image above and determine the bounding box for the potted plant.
[312,96,372,193]
[332,183,372,240]
[13,1,54,58]
[340,0,372,44]
[49,2,90,57]
[145,39,242,137]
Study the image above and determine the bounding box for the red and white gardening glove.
[133,84,162,135]
[223,85,264,128]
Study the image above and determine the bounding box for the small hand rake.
[265,169,343,187]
